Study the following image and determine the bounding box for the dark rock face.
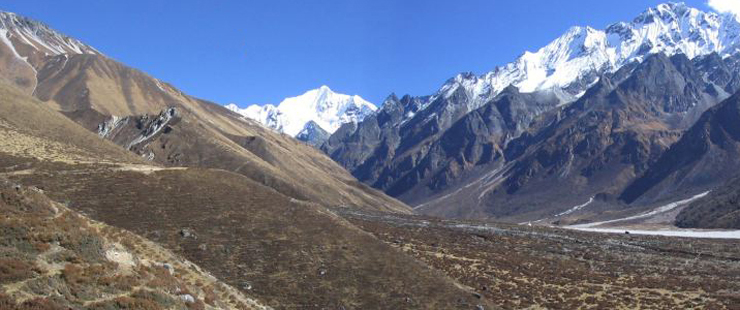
[676,175,740,229]
[694,53,740,95]
[322,94,427,173]
[622,92,740,221]
[461,53,731,220]
[94,107,181,162]
[325,52,740,221]
[295,120,330,147]
[323,85,561,209]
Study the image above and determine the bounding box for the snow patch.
[568,191,711,229]
[555,197,595,217]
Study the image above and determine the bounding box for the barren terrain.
[338,209,740,309]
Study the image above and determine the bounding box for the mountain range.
[322,2,740,225]
[2,2,740,308]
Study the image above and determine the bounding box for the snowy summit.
[436,2,740,110]
[226,85,376,137]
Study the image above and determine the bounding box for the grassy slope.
[0,179,268,310]
[4,161,492,309]
[0,83,144,165]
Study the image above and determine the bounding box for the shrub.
[0,258,35,284]
[88,296,163,310]
[0,293,67,310]
[130,290,175,307]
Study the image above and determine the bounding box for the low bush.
[0,258,35,284]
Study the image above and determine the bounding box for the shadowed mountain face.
[326,52,740,221]
[620,91,740,205]
[296,120,331,147]
[467,53,730,219]
[676,175,740,229]
[620,91,740,229]
[322,84,562,211]
[443,54,704,217]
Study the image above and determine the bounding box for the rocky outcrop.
[0,179,266,309]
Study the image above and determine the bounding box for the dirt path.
[111,164,188,175]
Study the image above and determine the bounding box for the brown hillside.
[30,53,408,213]
[0,179,268,310]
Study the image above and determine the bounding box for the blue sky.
[0,0,712,106]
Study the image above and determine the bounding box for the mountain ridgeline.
[322,2,740,226]
[2,3,740,308]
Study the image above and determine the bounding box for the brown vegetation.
[3,160,492,309]
[0,179,267,309]
[339,209,740,309]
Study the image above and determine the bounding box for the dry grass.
[339,209,740,309]
[0,122,99,164]
[0,179,269,310]
[3,160,494,309]
[0,83,144,165]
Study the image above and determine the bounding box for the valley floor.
[335,208,740,309]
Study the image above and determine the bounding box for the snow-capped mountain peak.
[226,86,377,137]
[434,2,740,112]
[0,11,99,58]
